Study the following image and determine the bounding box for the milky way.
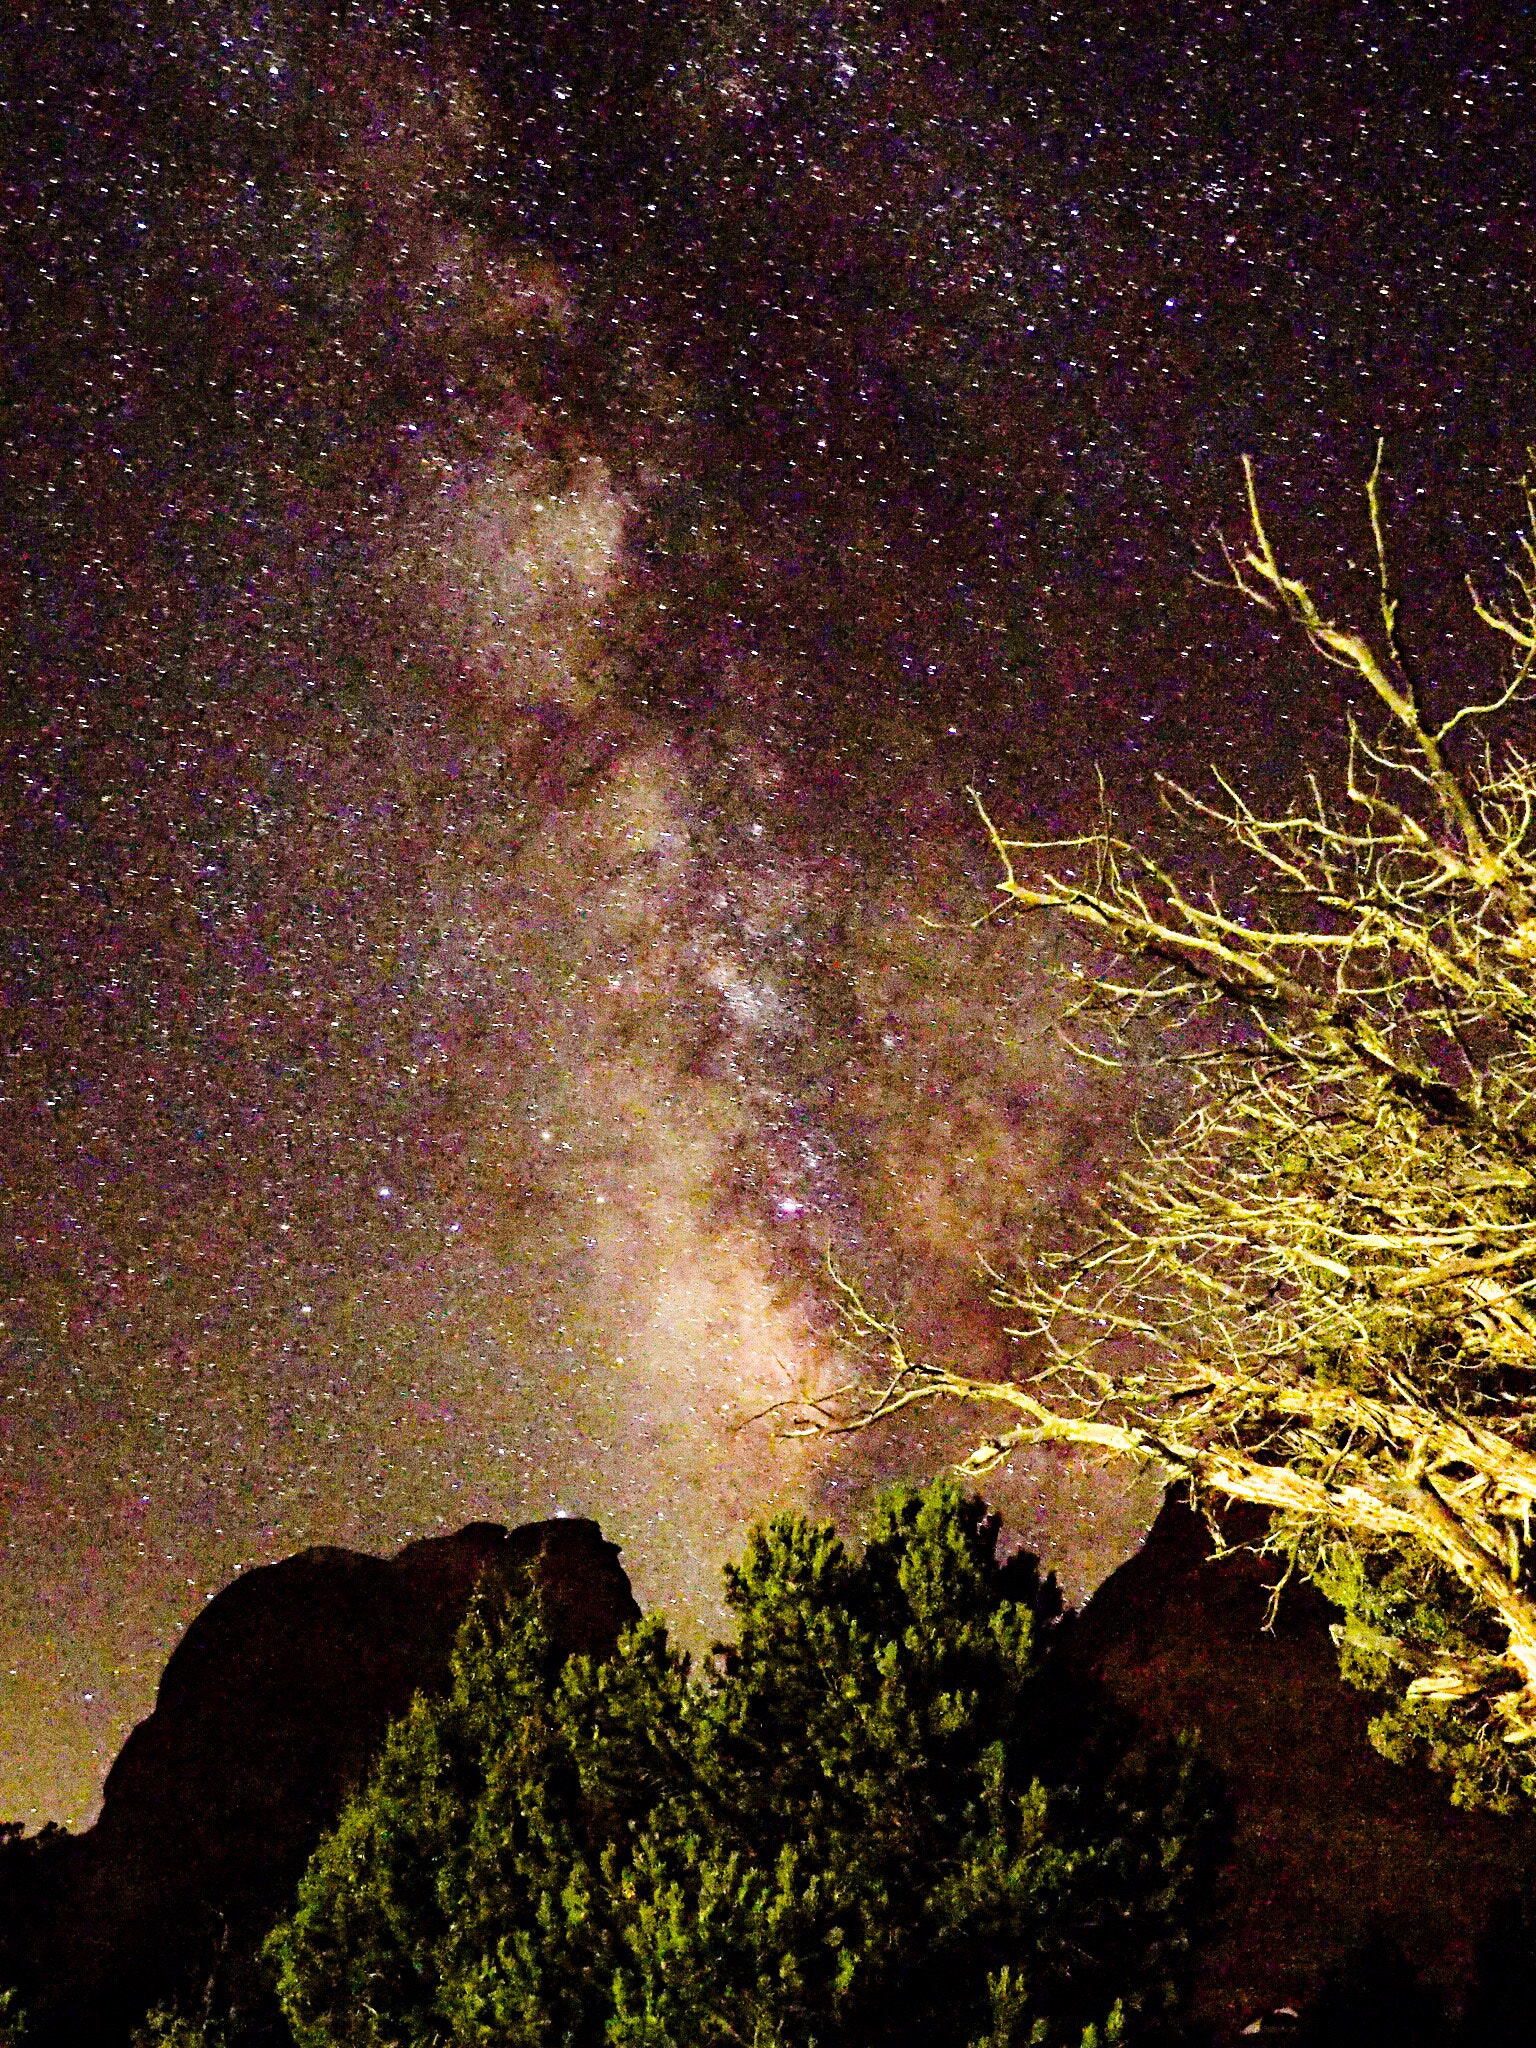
[2,0,1533,1825]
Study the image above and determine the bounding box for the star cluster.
[2,0,1533,1825]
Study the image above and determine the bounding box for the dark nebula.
[2,0,1532,1824]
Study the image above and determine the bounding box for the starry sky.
[2,0,1533,1827]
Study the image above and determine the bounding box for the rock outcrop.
[10,1493,1536,2046]
[1,1517,638,2046]
[1068,1490,1536,2040]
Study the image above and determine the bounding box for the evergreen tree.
[265,1482,1216,2048]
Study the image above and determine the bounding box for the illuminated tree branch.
[802,455,1536,1806]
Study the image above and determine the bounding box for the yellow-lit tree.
[807,450,1536,1809]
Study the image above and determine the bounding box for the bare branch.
[807,459,1536,1790]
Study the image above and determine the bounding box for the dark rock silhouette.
[1067,1489,1536,2042]
[9,1492,1536,2046]
[0,1517,638,2046]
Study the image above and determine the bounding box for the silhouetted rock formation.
[1068,1489,1536,2042]
[1,1518,638,2047]
[10,1493,1536,2047]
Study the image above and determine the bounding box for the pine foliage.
[265,1482,1214,2048]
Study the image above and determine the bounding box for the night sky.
[3,0,1533,1827]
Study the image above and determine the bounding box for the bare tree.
[804,448,1536,1807]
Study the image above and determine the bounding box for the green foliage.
[0,1985,27,2048]
[266,1482,1216,2048]
[1280,1523,1536,1813]
[130,2008,222,2048]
